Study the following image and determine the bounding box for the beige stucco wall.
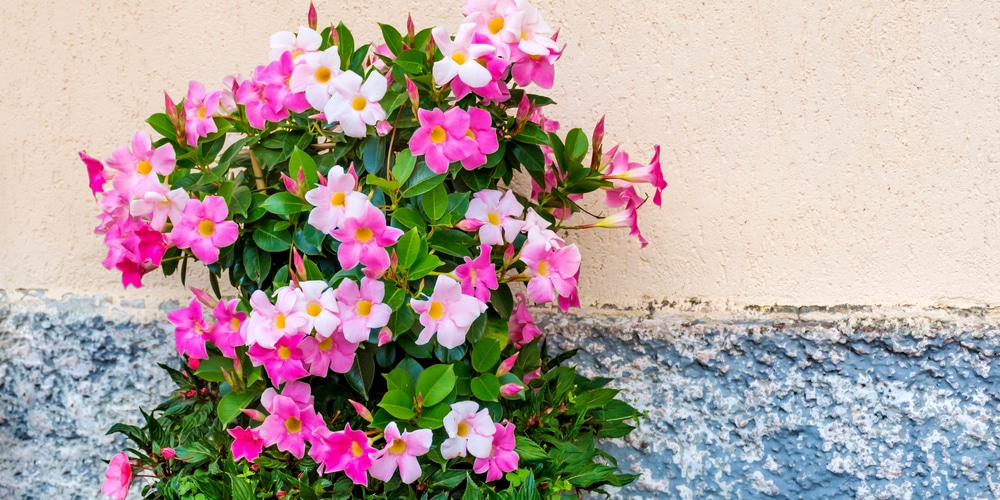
[3,1,1000,310]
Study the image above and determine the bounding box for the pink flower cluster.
[82,133,237,288]
[410,106,499,174]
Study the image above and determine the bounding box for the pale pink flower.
[441,401,496,459]
[309,424,376,485]
[432,23,496,88]
[167,298,210,360]
[520,242,581,309]
[300,330,358,376]
[228,426,264,463]
[269,26,322,61]
[101,452,132,500]
[305,165,369,233]
[258,395,325,459]
[510,40,560,89]
[129,187,189,232]
[450,33,511,104]
[183,81,222,146]
[454,244,498,302]
[334,277,392,343]
[586,200,648,248]
[106,131,176,199]
[330,202,404,278]
[243,288,310,349]
[247,333,311,386]
[508,292,543,347]
[410,107,477,174]
[169,196,238,263]
[520,208,563,250]
[324,71,387,138]
[290,47,342,111]
[473,422,519,481]
[460,107,500,170]
[295,280,341,338]
[208,298,246,359]
[411,276,488,349]
[602,145,666,207]
[236,65,289,130]
[369,422,433,484]
[463,189,524,245]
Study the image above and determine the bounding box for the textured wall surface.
[7,292,1000,499]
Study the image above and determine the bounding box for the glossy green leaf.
[252,219,292,252]
[394,228,422,269]
[217,389,260,425]
[379,23,404,55]
[289,147,319,187]
[415,364,456,407]
[392,149,417,184]
[470,373,500,402]
[391,206,427,232]
[261,192,310,216]
[421,184,449,221]
[472,338,502,373]
[384,368,414,396]
[378,389,416,419]
[407,253,443,281]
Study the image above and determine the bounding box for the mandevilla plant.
[84,1,665,499]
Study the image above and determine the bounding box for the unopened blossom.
[520,242,581,309]
[228,426,264,463]
[508,292,543,347]
[325,71,387,138]
[169,196,238,263]
[441,401,496,459]
[269,26,322,61]
[454,244,498,302]
[304,165,369,233]
[330,202,404,278]
[473,422,519,481]
[183,81,222,146]
[334,277,392,343]
[410,107,477,174]
[432,23,496,88]
[411,275,487,349]
[160,447,176,460]
[167,298,210,360]
[499,383,524,398]
[243,287,309,349]
[460,107,500,170]
[309,424,376,485]
[369,422,433,484]
[247,333,311,385]
[349,399,374,422]
[101,452,132,500]
[463,189,524,245]
[290,47,342,111]
[258,394,325,459]
[496,352,518,377]
[295,280,340,338]
[586,200,647,248]
[300,330,358,376]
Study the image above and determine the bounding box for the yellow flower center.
[451,52,467,65]
[456,421,470,437]
[428,301,445,320]
[356,300,372,317]
[318,337,333,351]
[137,160,153,176]
[351,96,367,111]
[487,213,500,226]
[355,227,374,243]
[277,346,292,360]
[230,317,241,331]
[537,260,549,276]
[198,106,207,119]
[315,67,331,84]
[330,191,346,207]
[389,438,407,454]
[466,129,476,139]
[274,313,287,330]
[488,17,505,35]
[430,126,447,145]
[197,220,215,237]
[350,441,365,457]
[469,268,477,281]
[285,416,302,433]
[307,303,323,317]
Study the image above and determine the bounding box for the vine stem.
[248,149,267,191]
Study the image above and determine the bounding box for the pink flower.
[258,395,324,459]
[169,196,239,263]
[259,51,311,113]
[601,145,666,207]
[460,107,500,170]
[247,333,311,386]
[295,280,341,338]
[441,401,496,459]
[161,447,176,460]
[508,292,543,347]
[369,422,433,484]
[451,33,511,104]
[183,81,222,146]
[300,330,358,376]
[167,298,210,360]
[309,424,376,485]
[80,151,106,197]
[330,202,404,278]
[586,200,648,248]
[520,242,581,311]
[324,71,388,138]
[463,189,524,245]
[261,381,314,412]
[473,422,519,481]
[269,26,322,61]
[106,131,176,199]
[304,165,369,233]
[243,288,309,349]
[409,108,477,174]
[454,245,498,302]
[432,23,496,88]
[129,186,189,232]
[334,277,392,343]
[101,452,132,500]
[290,47,342,111]
[411,276,488,349]
[100,216,168,289]
[228,426,264,463]
[510,41,560,89]
[520,208,563,250]
[208,298,246,359]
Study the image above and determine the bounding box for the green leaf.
[293,224,326,255]
[512,143,546,172]
[472,338,502,373]
[344,348,376,399]
[514,122,551,145]
[402,164,446,197]
[490,283,514,319]
[415,402,451,430]
[217,137,249,172]
[147,113,176,140]
[470,373,500,402]
[461,476,483,500]
[514,436,550,462]
[379,23,404,55]
[394,228,422,269]
[393,49,428,74]
[564,128,590,163]
[366,175,399,193]
[415,364,456,407]
[568,389,620,414]
[217,390,260,425]
[391,206,427,232]
[289,147,319,187]
[407,253,443,281]
[428,230,474,258]
[336,23,355,71]
[245,192,268,223]
[392,149,417,184]
[261,192,310,216]
[194,355,234,383]
[378,389,416,419]
[229,472,255,500]
[384,368,414,396]
[243,244,271,284]
[361,135,387,175]
[252,219,293,252]
[420,184,449,221]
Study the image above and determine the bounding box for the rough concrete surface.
[6,291,1000,499]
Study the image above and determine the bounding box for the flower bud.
[376,120,392,136]
[499,383,524,398]
[349,399,374,422]
[292,248,306,280]
[188,286,218,308]
[502,244,516,265]
[515,94,532,124]
[592,115,605,154]
[161,447,176,460]
[377,327,392,347]
[456,218,485,232]
[241,409,266,422]
[405,75,420,115]
[496,352,518,377]
[164,92,178,126]
[280,172,301,196]
[186,357,200,370]
[523,368,541,384]
[406,14,415,44]
[307,2,318,31]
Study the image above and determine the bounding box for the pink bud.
[277,492,287,499]
[377,327,392,346]
[375,120,392,136]
[499,383,524,398]
[592,115,606,153]
[242,409,266,421]
[161,447,176,460]
[347,162,359,185]
[552,28,560,42]
[164,91,178,125]
[349,399,374,422]
[405,75,419,114]
[186,357,200,370]
[188,287,218,308]
[280,172,301,196]
[292,248,306,280]
[497,352,519,377]
[330,25,339,45]
[297,169,305,184]
[456,218,486,232]
[307,2,318,31]
[523,368,541,384]
[389,250,398,271]
[502,244,516,264]
[317,170,328,186]
[406,14,415,43]
[515,94,532,124]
